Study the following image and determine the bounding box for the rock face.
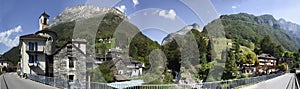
[278,18,300,44]
[258,14,281,29]
[50,5,126,27]
[161,23,201,45]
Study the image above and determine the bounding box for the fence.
[29,73,284,89]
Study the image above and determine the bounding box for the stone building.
[114,57,144,81]
[52,39,87,88]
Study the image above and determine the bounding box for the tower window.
[43,18,47,25]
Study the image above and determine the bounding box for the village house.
[256,53,277,75]
[0,55,14,72]
[95,47,122,64]
[240,53,278,76]
[114,57,144,81]
[52,39,88,88]
[95,47,144,81]
[19,12,55,76]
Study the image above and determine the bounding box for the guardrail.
[28,73,285,89]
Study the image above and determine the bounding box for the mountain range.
[161,13,300,52]
[218,13,299,51]
[3,5,300,67]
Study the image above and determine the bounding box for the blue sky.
[1,0,300,54]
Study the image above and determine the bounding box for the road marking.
[2,74,9,89]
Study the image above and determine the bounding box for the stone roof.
[114,75,130,81]
[121,58,143,66]
[39,12,50,18]
[95,53,113,59]
[20,34,48,39]
[257,53,276,59]
[52,41,86,56]
[35,29,57,39]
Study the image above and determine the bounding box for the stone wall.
[53,43,86,88]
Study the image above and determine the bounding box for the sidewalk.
[242,73,297,89]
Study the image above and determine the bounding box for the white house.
[19,12,55,76]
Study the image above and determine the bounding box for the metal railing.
[28,73,284,89]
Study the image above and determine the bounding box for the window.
[67,45,72,56]
[28,42,34,50]
[29,55,38,63]
[43,18,47,25]
[35,42,38,51]
[28,42,38,51]
[48,37,52,41]
[69,75,74,81]
[78,43,81,49]
[29,55,34,63]
[69,57,74,68]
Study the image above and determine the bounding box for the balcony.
[28,62,38,67]
[26,50,44,54]
[26,47,44,54]
[28,55,39,67]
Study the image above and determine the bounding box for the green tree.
[273,45,284,58]
[222,50,238,79]
[91,62,114,83]
[261,35,274,54]
[278,63,287,72]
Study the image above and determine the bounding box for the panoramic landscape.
[1,0,300,89]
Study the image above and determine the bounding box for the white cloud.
[133,0,139,7]
[158,9,177,20]
[0,25,22,48]
[231,6,237,9]
[115,5,126,13]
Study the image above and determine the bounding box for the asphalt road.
[243,73,298,89]
[0,73,57,89]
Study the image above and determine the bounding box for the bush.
[241,73,249,78]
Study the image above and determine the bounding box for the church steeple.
[39,12,50,30]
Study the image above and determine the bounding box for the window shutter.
[35,42,38,51]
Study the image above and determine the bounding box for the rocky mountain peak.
[191,23,201,31]
[277,18,300,44]
[161,23,202,45]
[50,5,126,27]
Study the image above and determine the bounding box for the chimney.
[72,39,87,54]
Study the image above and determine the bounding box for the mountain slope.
[278,18,300,45]
[50,5,125,27]
[217,13,299,52]
[161,23,201,45]
[2,46,20,66]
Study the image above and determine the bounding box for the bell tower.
[39,12,50,30]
